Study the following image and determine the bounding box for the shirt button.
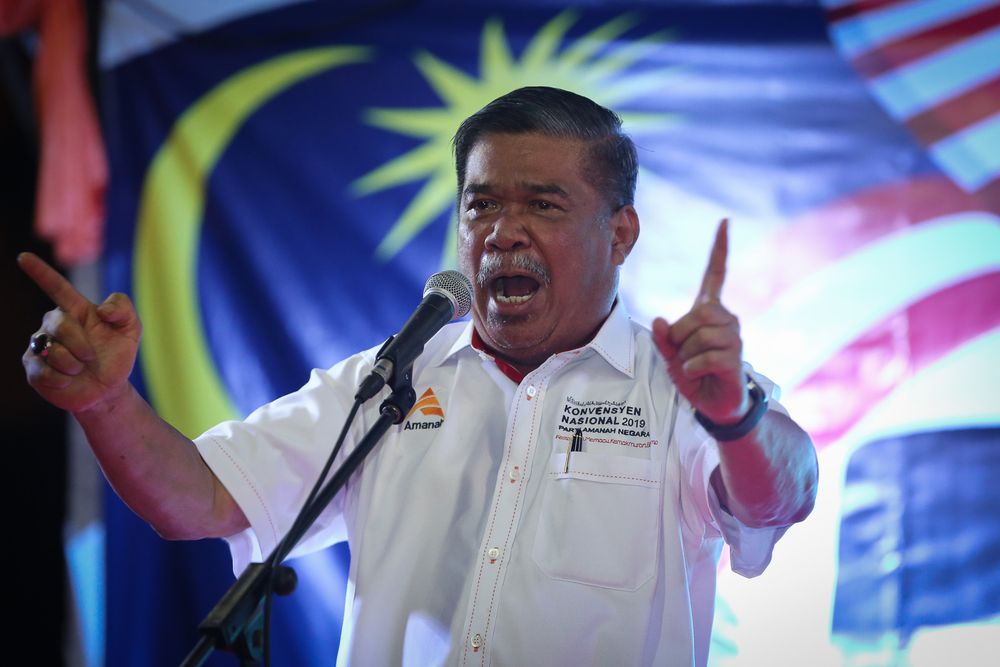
[509,466,521,482]
[526,385,537,397]
[487,547,500,561]
[471,633,483,650]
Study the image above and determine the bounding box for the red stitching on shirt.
[479,361,561,664]
[547,470,659,484]
[588,317,636,376]
[590,339,620,373]
[628,322,634,375]
[463,373,529,665]
[212,437,279,546]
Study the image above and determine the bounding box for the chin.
[484,314,545,351]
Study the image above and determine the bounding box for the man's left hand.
[652,219,748,425]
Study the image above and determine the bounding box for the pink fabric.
[2,0,108,265]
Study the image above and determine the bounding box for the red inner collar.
[470,329,525,384]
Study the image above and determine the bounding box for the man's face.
[457,133,638,372]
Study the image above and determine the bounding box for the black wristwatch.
[694,376,768,442]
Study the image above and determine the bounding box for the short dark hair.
[453,86,638,211]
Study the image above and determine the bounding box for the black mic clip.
[355,335,416,423]
[355,336,396,402]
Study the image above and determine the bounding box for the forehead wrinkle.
[522,182,569,197]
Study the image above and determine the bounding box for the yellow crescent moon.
[134,47,371,438]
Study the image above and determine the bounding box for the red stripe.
[976,175,1000,211]
[471,329,525,384]
[792,271,1000,448]
[903,73,1000,143]
[851,3,1000,78]
[727,176,976,316]
[827,0,912,23]
[720,269,1000,574]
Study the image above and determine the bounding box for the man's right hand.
[18,252,248,540]
[19,252,142,414]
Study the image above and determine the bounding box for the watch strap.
[694,376,768,442]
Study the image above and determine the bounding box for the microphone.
[355,270,473,401]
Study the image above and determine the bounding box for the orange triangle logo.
[407,388,444,419]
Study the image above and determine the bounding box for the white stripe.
[868,24,1000,119]
[100,0,304,69]
[830,0,996,58]
[741,213,1000,390]
[803,326,1000,458]
[928,111,1000,191]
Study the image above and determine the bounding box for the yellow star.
[353,10,679,267]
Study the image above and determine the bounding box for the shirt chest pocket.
[532,449,663,592]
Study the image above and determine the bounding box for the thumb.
[97,293,138,328]
[652,317,677,361]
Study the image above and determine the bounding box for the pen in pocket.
[564,428,584,473]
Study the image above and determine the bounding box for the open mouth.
[492,275,541,305]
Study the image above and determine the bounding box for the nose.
[485,211,531,252]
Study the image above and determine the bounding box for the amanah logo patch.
[404,388,444,430]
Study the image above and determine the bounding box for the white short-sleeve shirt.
[195,302,788,667]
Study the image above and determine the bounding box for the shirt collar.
[583,299,635,378]
[438,299,635,380]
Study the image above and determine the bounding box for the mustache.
[476,253,552,289]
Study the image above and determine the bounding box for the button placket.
[461,359,569,666]
[509,465,521,483]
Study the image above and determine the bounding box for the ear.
[609,205,640,266]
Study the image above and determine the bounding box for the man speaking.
[22,87,817,666]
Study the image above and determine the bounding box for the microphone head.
[424,270,474,320]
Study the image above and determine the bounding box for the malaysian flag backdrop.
[65,0,1000,665]
[824,0,1000,205]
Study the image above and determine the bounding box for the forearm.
[712,409,818,528]
[73,383,248,540]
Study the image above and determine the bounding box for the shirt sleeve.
[675,363,791,578]
[194,352,373,575]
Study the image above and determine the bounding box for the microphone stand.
[179,363,416,667]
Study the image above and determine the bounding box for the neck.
[470,302,617,381]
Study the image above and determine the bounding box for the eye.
[466,199,497,214]
[531,199,561,213]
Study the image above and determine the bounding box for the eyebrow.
[462,182,570,198]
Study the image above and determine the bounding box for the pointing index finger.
[17,252,93,317]
[696,218,729,305]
